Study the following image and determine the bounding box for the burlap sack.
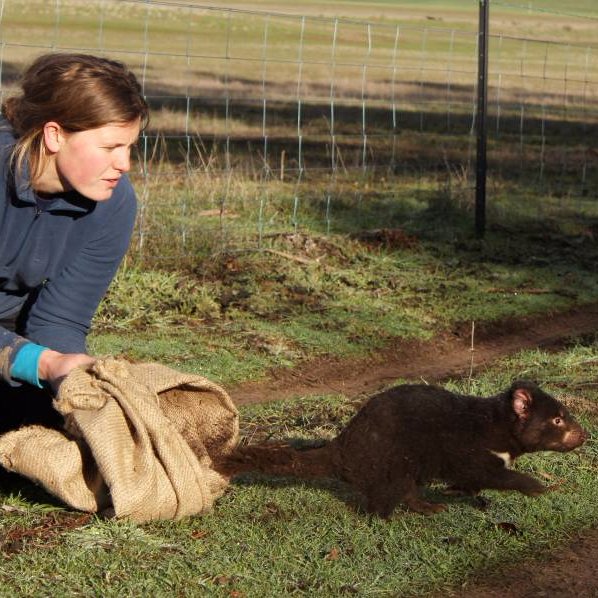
[0,358,239,522]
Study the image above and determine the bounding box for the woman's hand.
[38,349,96,392]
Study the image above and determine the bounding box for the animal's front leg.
[480,468,546,496]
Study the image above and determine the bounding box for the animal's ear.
[512,387,534,420]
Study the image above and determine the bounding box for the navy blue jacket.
[0,118,137,384]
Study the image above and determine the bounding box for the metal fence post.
[476,0,490,238]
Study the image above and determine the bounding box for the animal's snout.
[562,425,588,450]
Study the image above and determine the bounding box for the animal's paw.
[473,495,491,510]
[441,486,479,497]
[409,500,446,515]
[523,485,547,497]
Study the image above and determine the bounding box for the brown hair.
[1,52,149,182]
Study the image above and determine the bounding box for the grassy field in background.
[2,0,595,232]
[2,0,596,108]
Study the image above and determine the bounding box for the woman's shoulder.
[0,118,16,180]
[0,116,16,144]
[75,176,137,244]
[111,174,137,208]
[0,117,16,160]
[92,175,138,220]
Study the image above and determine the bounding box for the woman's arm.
[24,179,136,354]
[2,179,137,391]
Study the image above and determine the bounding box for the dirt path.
[446,526,598,598]
[230,302,598,405]
[229,302,598,598]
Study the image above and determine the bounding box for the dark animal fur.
[215,380,587,517]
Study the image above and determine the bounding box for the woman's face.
[47,120,141,201]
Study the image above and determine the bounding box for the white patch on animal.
[490,451,513,467]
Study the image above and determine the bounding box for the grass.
[6,182,593,595]
[0,339,596,596]
[3,1,596,101]
[3,165,595,598]
[87,184,598,385]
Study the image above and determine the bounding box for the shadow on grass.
[0,468,67,510]
[229,471,492,519]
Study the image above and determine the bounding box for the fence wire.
[0,0,596,263]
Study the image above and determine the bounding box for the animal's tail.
[214,441,336,480]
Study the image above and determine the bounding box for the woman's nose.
[114,149,131,173]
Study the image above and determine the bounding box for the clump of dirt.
[268,231,349,261]
[0,512,92,555]
[351,227,419,250]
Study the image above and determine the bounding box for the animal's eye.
[553,417,563,426]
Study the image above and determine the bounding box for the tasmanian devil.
[215,380,587,517]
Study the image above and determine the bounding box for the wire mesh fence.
[0,0,596,264]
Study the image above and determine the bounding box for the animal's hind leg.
[398,478,446,515]
[360,474,445,518]
[360,480,401,518]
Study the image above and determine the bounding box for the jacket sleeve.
[0,327,27,384]
[21,180,137,354]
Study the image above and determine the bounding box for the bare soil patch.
[229,302,598,598]
[443,526,598,598]
[230,302,598,405]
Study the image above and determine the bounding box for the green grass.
[88,188,598,386]
[17,178,598,596]
[1,340,596,596]
[3,0,595,251]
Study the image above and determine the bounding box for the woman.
[0,53,149,430]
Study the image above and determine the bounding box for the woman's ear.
[42,121,64,153]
